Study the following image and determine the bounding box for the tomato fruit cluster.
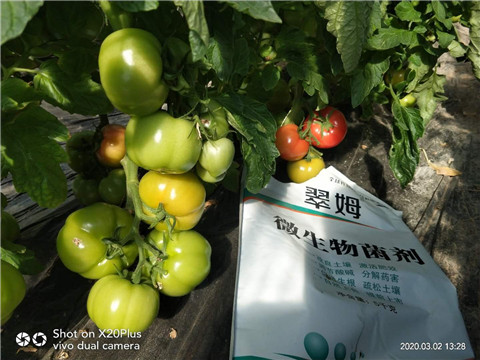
[57,27,223,335]
[275,105,347,183]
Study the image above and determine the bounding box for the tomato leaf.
[0,0,43,45]
[431,0,452,30]
[1,242,43,275]
[115,1,159,12]
[412,71,447,124]
[34,59,113,116]
[467,1,480,80]
[275,28,328,103]
[223,0,281,23]
[437,30,455,49]
[1,104,69,208]
[262,64,280,91]
[215,93,279,193]
[394,1,422,23]
[350,55,390,108]
[325,1,375,73]
[174,1,209,62]
[389,101,425,187]
[367,28,420,50]
[1,78,41,113]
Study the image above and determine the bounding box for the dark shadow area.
[364,153,388,201]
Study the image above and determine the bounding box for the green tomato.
[1,210,20,243]
[145,229,211,297]
[72,175,101,206]
[99,28,169,116]
[385,68,407,86]
[201,100,230,140]
[56,203,138,279]
[125,111,202,173]
[66,131,103,177]
[87,275,159,333]
[98,169,126,206]
[195,163,226,184]
[399,94,417,107]
[1,260,26,325]
[198,138,235,178]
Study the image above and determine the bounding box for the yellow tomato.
[139,171,205,230]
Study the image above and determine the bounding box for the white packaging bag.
[231,167,474,360]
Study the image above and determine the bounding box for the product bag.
[231,167,474,360]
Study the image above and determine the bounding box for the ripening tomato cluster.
[67,124,128,206]
[275,106,348,183]
[57,28,236,334]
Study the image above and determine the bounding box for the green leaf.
[275,28,328,103]
[368,28,420,50]
[431,0,452,30]
[395,1,422,23]
[467,1,480,80]
[223,0,281,23]
[1,78,41,113]
[351,55,390,108]
[448,40,467,58]
[1,0,43,45]
[116,1,159,12]
[412,71,447,124]
[206,12,250,84]
[406,50,436,93]
[174,1,209,62]
[1,104,69,208]
[1,241,43,275]
[262,64,280,91]
[325,1,374,73]
[215,93,279,193]
[389,101,425,187]
[33,60,113,116]
[437,30,455,48]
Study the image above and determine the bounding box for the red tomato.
[304,106,347,149]
[275,124,309,161]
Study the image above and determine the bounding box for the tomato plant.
[96,124,126,168]
[56,203,137,279]
[87,275,159,333]
[125,111,202,174]
[98,28,169,116]
[138,171,206,231]
[287,156,325,184]
[304,106,348,149]
[2,0,480,338]
[145,229,211,297]
[275,124,309,161]
[1,260,26,325]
